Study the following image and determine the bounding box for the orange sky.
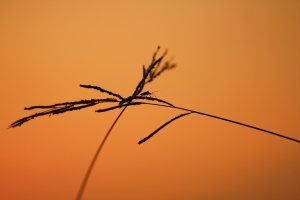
[1,1,300,200]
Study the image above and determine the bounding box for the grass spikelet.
[9,98,120,128]
[80,84,124,100]
[132,56,163,97]
[148,57,176,82]
[24,98,118,110]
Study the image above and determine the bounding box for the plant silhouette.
[9,46,300,200]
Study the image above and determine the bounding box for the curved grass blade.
[138,112,192,144]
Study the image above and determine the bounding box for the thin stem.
[138,112,192,144]
[75,106,128,200]
[134,102,300,143]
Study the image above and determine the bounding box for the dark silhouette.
[8,46,300,200]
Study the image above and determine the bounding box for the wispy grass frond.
[80,84,124,100]
[133,56,163,97]
[120,46,174,106]
[9,107,67,128]
[51,102,98,115]
[9,98,120,128]
[147,57,176,83]
[24,98,118,110]
[146,50,176,83]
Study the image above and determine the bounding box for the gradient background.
[1,1,300,200]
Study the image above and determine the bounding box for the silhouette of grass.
[8,46,300,200]
[79,84,124,100]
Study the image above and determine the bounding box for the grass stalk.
[75,106,128,200]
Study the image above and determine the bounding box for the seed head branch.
[133,56,163,97]
[24,98,118,110]
[9,98,120,128]
[80,84,124,100]
[147,57,176,83]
